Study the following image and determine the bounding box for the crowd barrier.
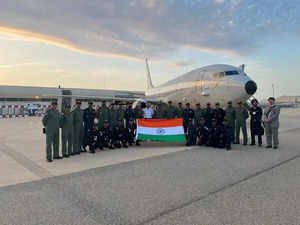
[0,104,49,119]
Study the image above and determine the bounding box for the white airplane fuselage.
[145,64,257,108]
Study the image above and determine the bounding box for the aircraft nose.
[245,80,257,95]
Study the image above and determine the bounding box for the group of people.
[42,97,280,162]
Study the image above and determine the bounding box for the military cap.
[178,102,182,105]
[268,97,275,101]
[215,102,220,106]
[168,100,172,103]
[66,104,71,108]
[76,101,81,105]
[196,103,200,106]
[51,101,57,105]
[237,101,242,104]
[228,101,232,104]
[207,102,211,105]
[186,102,190,105]
[104,120,109,123]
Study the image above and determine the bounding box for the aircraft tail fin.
[145,58,154,89]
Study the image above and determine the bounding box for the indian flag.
[136,118,186,142]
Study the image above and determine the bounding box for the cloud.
[0,0,299,60]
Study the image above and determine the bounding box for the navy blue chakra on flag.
[156,128,166,135]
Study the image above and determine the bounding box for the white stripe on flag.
[137,126,184,136]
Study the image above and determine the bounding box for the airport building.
[0,85,145,118]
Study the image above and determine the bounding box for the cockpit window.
[225,71,239,76]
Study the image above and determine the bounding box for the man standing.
[225,101,236,143]
[116,103,125,125]
[194,103,203,126]
[249,99,263,146]
[143,102,154,119]
[73,101,84,155]
[176,102,184,118]
[83,101,96,153]
[125,102,134,127]
[164,101,177,119]
[183,103,195,133]
[97,100,110,129]
[203,103,214,127]
[134,102,143,146]
[263,97,280,149]
[60,105,73,157]
[213,102,226,126]
[235,101,249,145]
[154,103,164,119]
[42,101,61,162]
[110,103,118,128]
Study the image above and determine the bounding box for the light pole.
[272,84,275,97]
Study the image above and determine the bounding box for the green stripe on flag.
[137,134,186,142]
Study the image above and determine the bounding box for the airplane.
[133,59,257,108]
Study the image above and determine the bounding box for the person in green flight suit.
[116,103,125,126]
[164,101,177,119]
[97,100,110,129]
[72,101,84,154]
[109,103,118,128]
[154,103,164,119]
[194,103,203,126]
[235,101,249,145]
[42,101,61,162]
[225,101,236,143]
[60,104,73,157]
[176,102,184,118]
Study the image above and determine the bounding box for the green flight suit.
[176,107,184,118]
[134,107,144,120]
[235,107,249,144]
[72,107,84,154]
[60,111,73,156]
[194,108,204,126]
[225,106,236,142]
[110,108,118,127]
[164,105,177,119]
[42,108,60,160]
[154,107,164,119]
[117,108,125,126]
[97,106,110,129]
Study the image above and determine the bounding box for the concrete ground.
[0,108,300,225]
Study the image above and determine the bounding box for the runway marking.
[0,142,53,179]
[137,151,300,225]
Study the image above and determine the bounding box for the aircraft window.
[212,72,225,78]
[225,71,239,76]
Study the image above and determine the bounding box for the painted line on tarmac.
[0,142,53,179]
[137,151,300,225]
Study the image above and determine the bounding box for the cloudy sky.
[0,0,299,99]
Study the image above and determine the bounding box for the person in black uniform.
[186,118,197,146]
[83,101,96,152]
[112,119,128,148]
[89,123,99,154]
[183,103,195,133]
[213,102,226,126]
[208,118,221,148]
[125,118,137,146]
[249,99,263,146]
[125,102,134,128]
[99,120,114,150]
[197,117,210,146]
[204,103,214,127]
[219,118,232,151]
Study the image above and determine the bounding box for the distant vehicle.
[133,59,257,108]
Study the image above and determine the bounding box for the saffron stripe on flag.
[137,134,186,142]
[137,118,183,128]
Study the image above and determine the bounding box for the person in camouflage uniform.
[225,101,236,143]
[72,101,84,154]
[60,105,73,157]
[42,101,61,162]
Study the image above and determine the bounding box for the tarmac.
[0,108,300,225]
